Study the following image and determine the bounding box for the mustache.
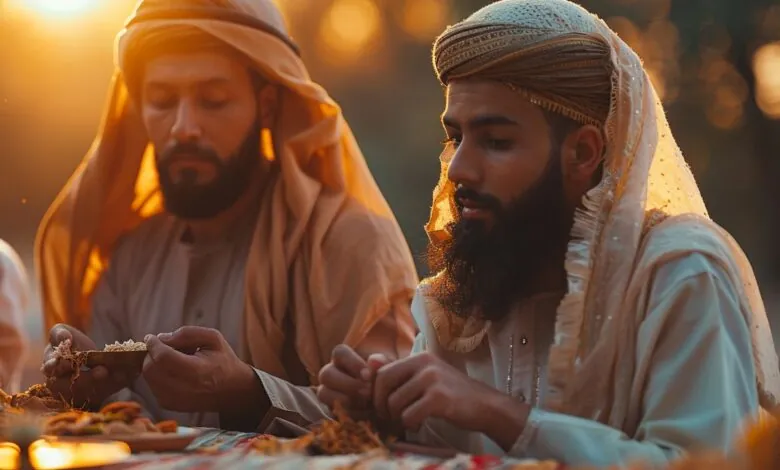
[454,187,502,212]
[158,142,221,165]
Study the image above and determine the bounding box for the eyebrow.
[145,77,232,89]
[441,114,520,130]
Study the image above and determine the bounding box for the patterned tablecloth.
[112,429,560,470]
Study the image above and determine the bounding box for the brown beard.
[156,124,261,220]
[425,156,572,321]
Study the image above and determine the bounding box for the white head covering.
[424,0,780,430]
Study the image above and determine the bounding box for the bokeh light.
[699,57,749,130]
[397,0,450,43]
[318,0,383,61]
[753,42,780,120]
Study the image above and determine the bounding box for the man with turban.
[37,0,417,430]
[317,0,780,466]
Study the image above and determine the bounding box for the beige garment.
[256,217,762,468]
[411,218,761,467]
[35,0,419,384]
[426,0,780,429]
[90,209,413,427]
[0,240,28,393]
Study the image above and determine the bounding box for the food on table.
[251,403,385,456]
[44,401,177,437]
[1,384,69,413]
[50,339,87,382]
[103,340,148,352]
[251,434,314,456]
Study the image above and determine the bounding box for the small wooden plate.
[80,351,148,372]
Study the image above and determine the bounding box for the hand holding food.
[41,325,140,409]
[142,326,263,414]
[317,345,390,415]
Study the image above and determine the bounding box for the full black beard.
[156,126,260,220]
[426,157,573,321]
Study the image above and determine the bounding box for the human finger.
[319,364,370,398]
[386,374,426,422]
[400,394,438,431]
[331,345,369,379]
[364,353,391,380]
[144,335,200,371]
[48,324,73,347]
[373,356,422,419]
[158,326,223,352]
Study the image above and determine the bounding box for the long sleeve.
[509,253,759,467]
[249,300,417,434]
[0,241,28,393]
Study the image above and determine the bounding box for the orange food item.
[155,420,178,433]
[42,402,178,437]
[251,403,386,456]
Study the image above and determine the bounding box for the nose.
[170,100,203,143]
[445,143,481,188]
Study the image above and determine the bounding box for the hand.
[41,324,131,408]
[373,352,531,449]
[142,326,262,414]
[317,345,390,414]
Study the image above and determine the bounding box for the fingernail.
[157,333,172,341]
[144,334,153,342]
[360,368,371,381]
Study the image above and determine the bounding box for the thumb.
[49,325,73,347]
[159,326,223,352]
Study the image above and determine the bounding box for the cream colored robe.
[90,212,414,428]
[0,240,28,393]
[257,221,762,468]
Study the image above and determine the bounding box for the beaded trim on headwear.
[504,82,602,127]
[125,6,301,56]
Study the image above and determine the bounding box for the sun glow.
[12,0,99,16]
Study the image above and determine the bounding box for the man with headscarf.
[313,0,780,466]
[37,0,417,430]
[0,240,28,393]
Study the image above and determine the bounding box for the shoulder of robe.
[634,213,742,285]
[630,214,752,336]
[320,198,416,273]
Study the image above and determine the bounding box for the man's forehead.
[443,80,540,124]
[142,0,234,8]
[142,52,246,85]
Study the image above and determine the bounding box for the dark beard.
[426,157,573,322]
[156,126,260,220]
